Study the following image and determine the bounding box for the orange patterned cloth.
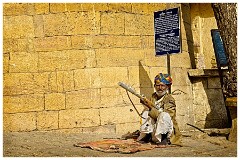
[74,139,172,154]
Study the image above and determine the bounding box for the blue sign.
[154,8,181,55]
[211,29,228,67]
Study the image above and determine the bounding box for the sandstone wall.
[3,3,227,134]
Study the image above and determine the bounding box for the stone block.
[96,48,144,67]
[49,71,74,92]
[34,36,71,52]
[131,3,149,14]
[45,93,66,111]
[175,115,190,131]
[49,3,66,13]
[192,78,208,90]
[9,52,38,73]
[116,122,140,134]
[66,89,101,109]
[34,3,49,15]
[82,125,116,134]
[139,65,153,88]
[74,68,101,90]
[3,39,18,53]
[43,13,68,36]
[101,12,124,35]
[100,87,130,107]
[148,3,166,13]
[3,94,44,113]
[56,71,74,92]
[3,112,37,132]
[127,66,140,87]
[171,85,193,101]
[99,67,128,87]
[100,105,141,125]
[3,3,35,16]
[49,71,74,93]
[170,52,192,68]
[37,111,59,130]
[207,77,221,89]
[125,13,153,35]
[59,108,100,128]
[3,72,49,95]
[3,15,34,39]
[38,50,86,72]
[175,99,193,116]
[92,35,142,49]
[3,53,9,73]
[194,106,208,122]
[108,3,132,12]
[71,35,92,49]
[141,35,155,49]
[17,38,34,52]
[67,12,100,35]
[33,15,44,37]
[144,49,167,67]
[171,67,191,86]
[67,3,108,12]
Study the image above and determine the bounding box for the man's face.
[154,80,168,96]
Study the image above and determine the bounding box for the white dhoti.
[138,110,173,142]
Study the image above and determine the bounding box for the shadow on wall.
[204,86,230,129]
[190,76,230,129]
[139,61,154,99]
[181,3,196,69]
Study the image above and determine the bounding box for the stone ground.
[3,129,237,157]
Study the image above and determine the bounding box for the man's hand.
[140,97,155,109]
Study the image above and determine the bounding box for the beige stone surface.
[56,71,75,92]
[37,111,59,130]
[38,50,86,72]
[100,87,130,107]
[49,3,66,13]
[108,3,132,12]
[131,3,150,14]
[9,52,38,72]
[3,39,18,53]
[66,89,101,109]
[3,53,9,73]
[3,112,37,132]
[3,72,49,95]
[34,3,49,15]
[101,12,125,35]
[17,38,35,52]
[96,48,144,67]
[144,49,167,67]
[171,67,192,86]
[34,36,71,52]
[67,12,100,35]
[125,13,153,35]
[43,13,68,36]
[45,93,66,111]
[3,15,34,39]
[33,15,44,37]
[3,3,35,16]
[3,94,44,113]
[66,3,109,12]
[59,109,100,128]
[74,68,100,90]
[99,67,128,87]
[100,105,141,125]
